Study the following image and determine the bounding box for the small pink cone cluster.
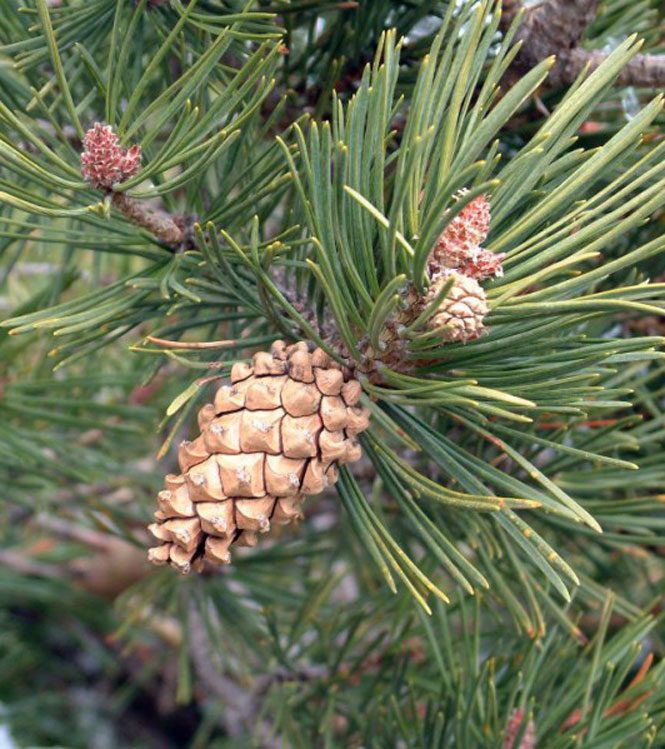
[80,123,141,189]
[421,192,504,344]
[502,708,536,749]
[428,192,504,282]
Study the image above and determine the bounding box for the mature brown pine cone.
[148,341,370,573]
[426,272,489,342]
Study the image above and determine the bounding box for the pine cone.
[148,341,370,573]
[427,272,488,342]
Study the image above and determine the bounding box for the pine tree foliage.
[1,0,665,745]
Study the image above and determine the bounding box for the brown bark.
[505,0,665,90]
[511,0,599,88]
[499,0,523,29]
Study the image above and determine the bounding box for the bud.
[426,272,489,343]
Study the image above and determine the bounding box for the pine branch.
[187,606,310,747]
[577,49,665,89]
[2,9,665,744]
[0,548,64,579]
[505,0,665,89]
[110,193,185,247]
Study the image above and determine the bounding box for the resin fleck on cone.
[148,341,370,573]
